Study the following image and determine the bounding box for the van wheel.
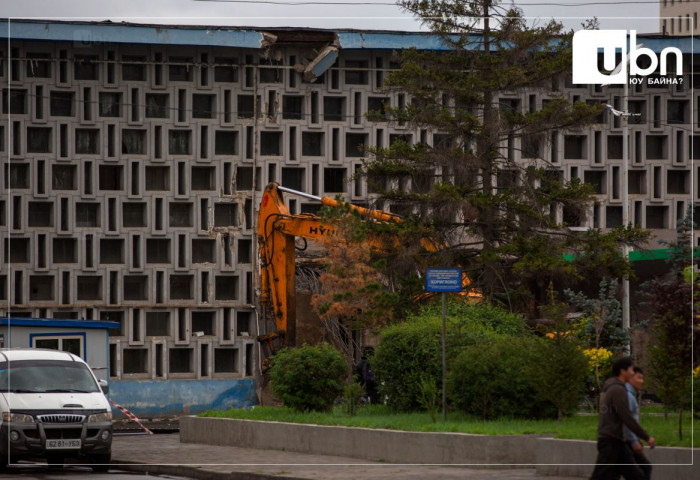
[90,453,111,472]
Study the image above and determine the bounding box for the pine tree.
[359,0,648,311]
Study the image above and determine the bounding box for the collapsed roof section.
[0,19,693,64]
[259,29,339,83]
[0,19,458,50]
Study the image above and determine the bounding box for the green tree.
[565,279,627,408]
[359,0,648,311]
[642,206,695,438]
[535,287,589,421]
[566,279,627,354]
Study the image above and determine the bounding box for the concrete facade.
[660,0,699,35]
[0,20,697,412]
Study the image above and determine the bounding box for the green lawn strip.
[199,406,695,448]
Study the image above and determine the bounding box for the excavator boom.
[257,183,401,352]
[257,182,478,354]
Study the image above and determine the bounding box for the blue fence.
[109,378,258,418]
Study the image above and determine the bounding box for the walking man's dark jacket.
[598,377,650,442]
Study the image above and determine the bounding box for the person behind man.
[353,349,378,404]
[625,366,652,480]
[590,357,656,480]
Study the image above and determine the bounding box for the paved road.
[112,433,585,479]
[0,465,189,479]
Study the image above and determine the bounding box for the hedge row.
[373,302,588,419]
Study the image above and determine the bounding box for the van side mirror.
[98,379,109,395]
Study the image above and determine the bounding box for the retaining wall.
[181,416,541,465]
[181,416,699,478]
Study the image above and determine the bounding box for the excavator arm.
[257,182,401,352]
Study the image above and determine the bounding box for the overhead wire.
[192,0,700,6]
[194,0,700,6]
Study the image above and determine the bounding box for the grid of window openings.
[0,39,697,379]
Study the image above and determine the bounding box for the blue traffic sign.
[426,268,462,292]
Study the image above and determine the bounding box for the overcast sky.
[3,0,660,33]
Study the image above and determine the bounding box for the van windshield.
[0,360,99,393]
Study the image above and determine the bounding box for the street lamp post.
[621,78,631,356]
[600,38,646,355]
[604,80,639,356]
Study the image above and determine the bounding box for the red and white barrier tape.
[109,399,154,435]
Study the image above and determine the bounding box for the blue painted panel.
[0,20,263,48]
[632,35,695,52]
[338,32,458,50]
[309,49,338,78]
[0,20,696,53]
[0,317,120,329]
[108,379,257,418]
[337,31,696,53]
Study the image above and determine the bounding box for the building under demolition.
[0,20,696,413]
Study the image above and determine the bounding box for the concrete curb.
[114,462,308,480]
[180,416,700,479]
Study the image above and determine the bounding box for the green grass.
[199,405,697,448]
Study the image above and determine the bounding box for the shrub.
[269,343,347,412]
[529,333,589,421]
[417,300,526,337]
[417,376,440,423]
[448,336,555,419]
[373,300,526,412]
[372,318,442,411]
[581,347,614,396]
[342,381,365,416]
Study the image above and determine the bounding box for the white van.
[0,348,112,471]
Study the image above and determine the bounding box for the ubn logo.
[572,30,682,84]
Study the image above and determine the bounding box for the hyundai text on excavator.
[257,182,478,355]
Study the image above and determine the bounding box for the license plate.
[46,439,81,449]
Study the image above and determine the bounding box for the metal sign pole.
[425,267,461,422]
[441,291,447,422]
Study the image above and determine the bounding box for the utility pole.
[603,46,641,355]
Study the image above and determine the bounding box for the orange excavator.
[257,182,479,354]
[257,182,407,353]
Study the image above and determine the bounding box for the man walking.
[625,366,652,480]
[590,357,656,480]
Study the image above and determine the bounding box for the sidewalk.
[112,433,585,480]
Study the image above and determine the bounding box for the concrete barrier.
[181,417,699,478]
[181,416,543,465]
